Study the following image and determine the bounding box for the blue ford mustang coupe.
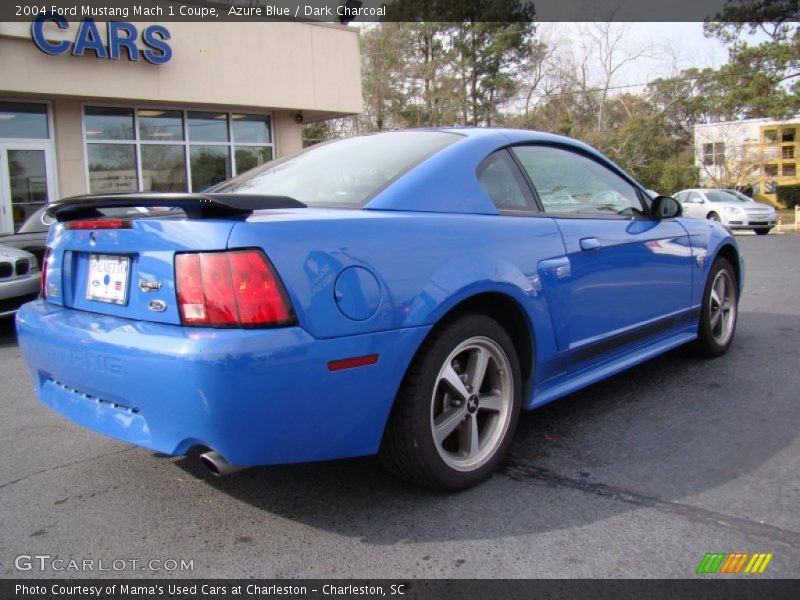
[16,129,742,491]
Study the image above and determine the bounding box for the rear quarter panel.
[227,210,570,384]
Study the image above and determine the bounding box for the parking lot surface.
[1,235,798,579]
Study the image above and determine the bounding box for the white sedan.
[674,189,777,235]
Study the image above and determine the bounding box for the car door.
[510,145,694,372]
[684,190,704,218]
[675,191,690,215]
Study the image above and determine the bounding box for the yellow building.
[695,117,800,207]
[751,122,799,206]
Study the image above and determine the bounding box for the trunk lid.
[47,217,237,325]
[43,193,306,325]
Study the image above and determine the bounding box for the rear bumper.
[16,301,429,465]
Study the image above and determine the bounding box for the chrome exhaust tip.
[199,451,247,477]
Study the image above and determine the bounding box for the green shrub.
[777,185,800,209]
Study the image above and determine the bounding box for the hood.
[0,243,35,261]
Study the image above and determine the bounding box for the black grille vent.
[15,258,30,276]
[49,379,140,414]
[0,262,12,278]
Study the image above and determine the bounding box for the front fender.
[678,218,742,306]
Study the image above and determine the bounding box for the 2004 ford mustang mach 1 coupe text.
[16,129,742,491]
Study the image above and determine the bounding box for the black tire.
[707,212,721,222]
[690,257,738,357]
[380,313,522,491]
[754,228,771,236]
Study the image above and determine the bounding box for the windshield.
[212,131,460,207]
[706,190,748,203]
[722,189,753,202]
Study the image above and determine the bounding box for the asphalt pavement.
[1,234,798,579]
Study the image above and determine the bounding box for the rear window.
[212,131,460,207]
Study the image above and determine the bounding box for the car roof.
[365,128,646,214]
[409,126,607,154]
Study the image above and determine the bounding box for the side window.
[687,191,701,203]
[511,145,646,217]
[477,150,536,212]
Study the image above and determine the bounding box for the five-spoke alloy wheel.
[380,313,521,491]
[692,257,739,357]
[430,337,514,472]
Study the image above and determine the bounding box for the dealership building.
[0,18,362,233]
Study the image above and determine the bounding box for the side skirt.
[528,328,698,410]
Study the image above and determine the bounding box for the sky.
[354,20,743,91]
[538,22,733,89]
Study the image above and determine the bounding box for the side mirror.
[651,195,683,220]
[41,211,56,226]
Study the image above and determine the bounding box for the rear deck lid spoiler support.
[46,193,306,222]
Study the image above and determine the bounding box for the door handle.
[580,237,601,251]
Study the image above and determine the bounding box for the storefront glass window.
[190,146,231,191]
[234,146,273,174]
[232,114,271,144]
[7,149,49,228]
[0,102,49,139]
[84,106,271,193]
[139,110,184,141]
[188,112,229,142]
[85,107,134,140]
[142,145,187,192]
[87,144,137,193]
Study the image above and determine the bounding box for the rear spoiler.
[46,193,306,222]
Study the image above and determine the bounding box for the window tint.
[85,106,134,140]
[138,109,184,141]
[190,146,231,191]
[232,114,271,144]
[87,144,137,193]
[235,146,272,173]
[0,102,49,139]
[512,146,645,217]
[215,132,459,207]
[188,112,229,142]
[141,145,186,192]
[477,150,535,211]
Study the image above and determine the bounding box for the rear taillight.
[65,219,131,230]
[175,250,295,327]
[40,249,50,299]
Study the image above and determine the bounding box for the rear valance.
[46,193,306,222]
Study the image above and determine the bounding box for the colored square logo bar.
[696,552,773,574]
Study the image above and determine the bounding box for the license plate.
[86,254,130,305]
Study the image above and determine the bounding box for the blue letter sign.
[32,14,172,65]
